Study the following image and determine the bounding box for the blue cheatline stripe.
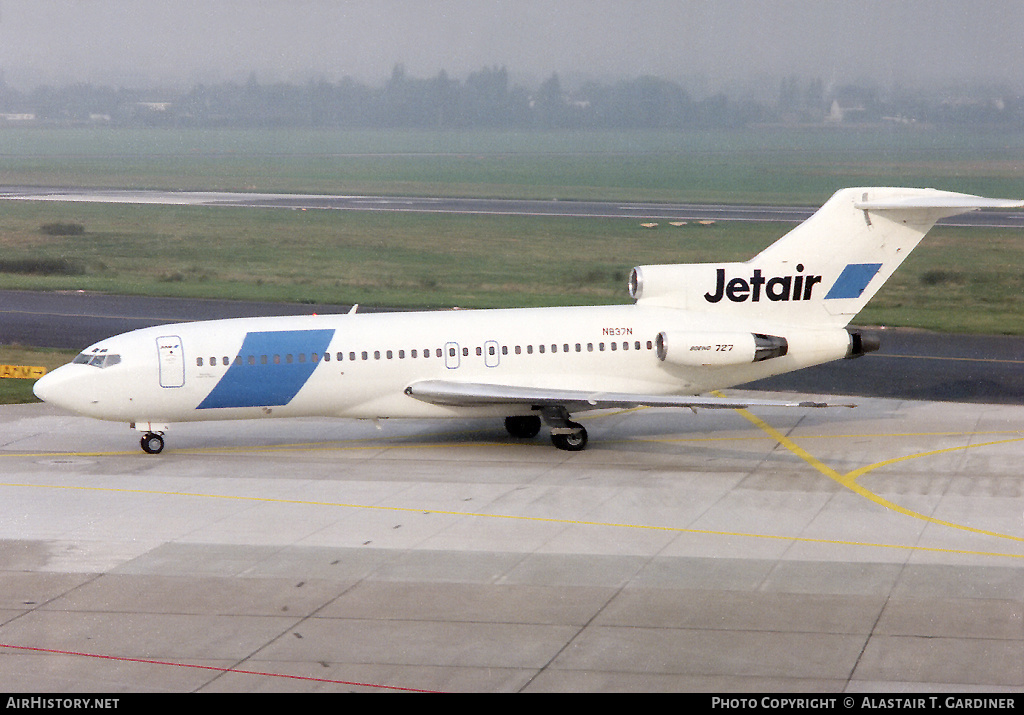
[824,263,883,300]
[197,329,335,409]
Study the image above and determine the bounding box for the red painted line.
[1,643,439,693]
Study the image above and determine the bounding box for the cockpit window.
[73,352,121,368]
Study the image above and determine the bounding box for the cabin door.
[157,335,185,388]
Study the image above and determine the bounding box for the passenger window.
[374,350,381,360]
[248,356,255,365]
[411,349,418,358]
[197,357,203,367]
[323,352,330,362]
[575,343,581,352]
[386,350,393,359]
[587,343,594,352]
[611,342,617,351]
[476,347,482,357]
[399,350,405,359]
[634,341,641,350]
[222,356,229,365]
[515,346,522,355]
[261,355,268,364]
[527,345,533,354]
[286,354,293,364]
[274,355,281,364]
[298,353,306,363]
[312,353,319,362]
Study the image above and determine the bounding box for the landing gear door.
[157,336,185,388]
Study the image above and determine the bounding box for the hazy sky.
[2,0,1023,92]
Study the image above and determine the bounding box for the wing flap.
[403,380,851,411]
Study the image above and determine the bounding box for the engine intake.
[656,331,788,367]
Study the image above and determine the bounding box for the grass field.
[3,126,1024,202]
[2,126,1024,335]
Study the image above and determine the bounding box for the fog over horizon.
[2,0,1023,96]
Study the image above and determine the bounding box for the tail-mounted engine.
[656,331,788,367]
[845,328,880,359]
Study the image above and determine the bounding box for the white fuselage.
[34,302,851,427]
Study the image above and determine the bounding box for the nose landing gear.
[140,432,165,454]
[132,422,169,455]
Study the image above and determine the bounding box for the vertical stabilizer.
[630,187,1024,327]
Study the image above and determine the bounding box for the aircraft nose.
[33,364,93,413]
[32,368,59,403]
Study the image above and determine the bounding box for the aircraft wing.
[403,379,851,411]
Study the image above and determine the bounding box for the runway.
[2,394,1023,692]
[3,186,1024,227]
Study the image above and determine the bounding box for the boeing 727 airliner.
[33,187,1024,453]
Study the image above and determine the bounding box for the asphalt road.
[4,289,1024,405]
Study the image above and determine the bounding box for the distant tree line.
[1,65,1022,130]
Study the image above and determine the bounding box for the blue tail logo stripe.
[197,329,335,409]
[825,263,883,300]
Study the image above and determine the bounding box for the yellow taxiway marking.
[5,407,1024,558]
[877,352,1024,365]
[729,405,1024,545]
[1,479,1022,561]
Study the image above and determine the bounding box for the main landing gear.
[140,432,165,454]
[504,409,589,451]
[504,415,541,439]
[550,422,588,451]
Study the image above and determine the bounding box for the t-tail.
[629,187,1024,328]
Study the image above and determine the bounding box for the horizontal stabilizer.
[404,379,853,411]
[854,194,1024,212]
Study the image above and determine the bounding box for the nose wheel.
[140,432,165,454]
